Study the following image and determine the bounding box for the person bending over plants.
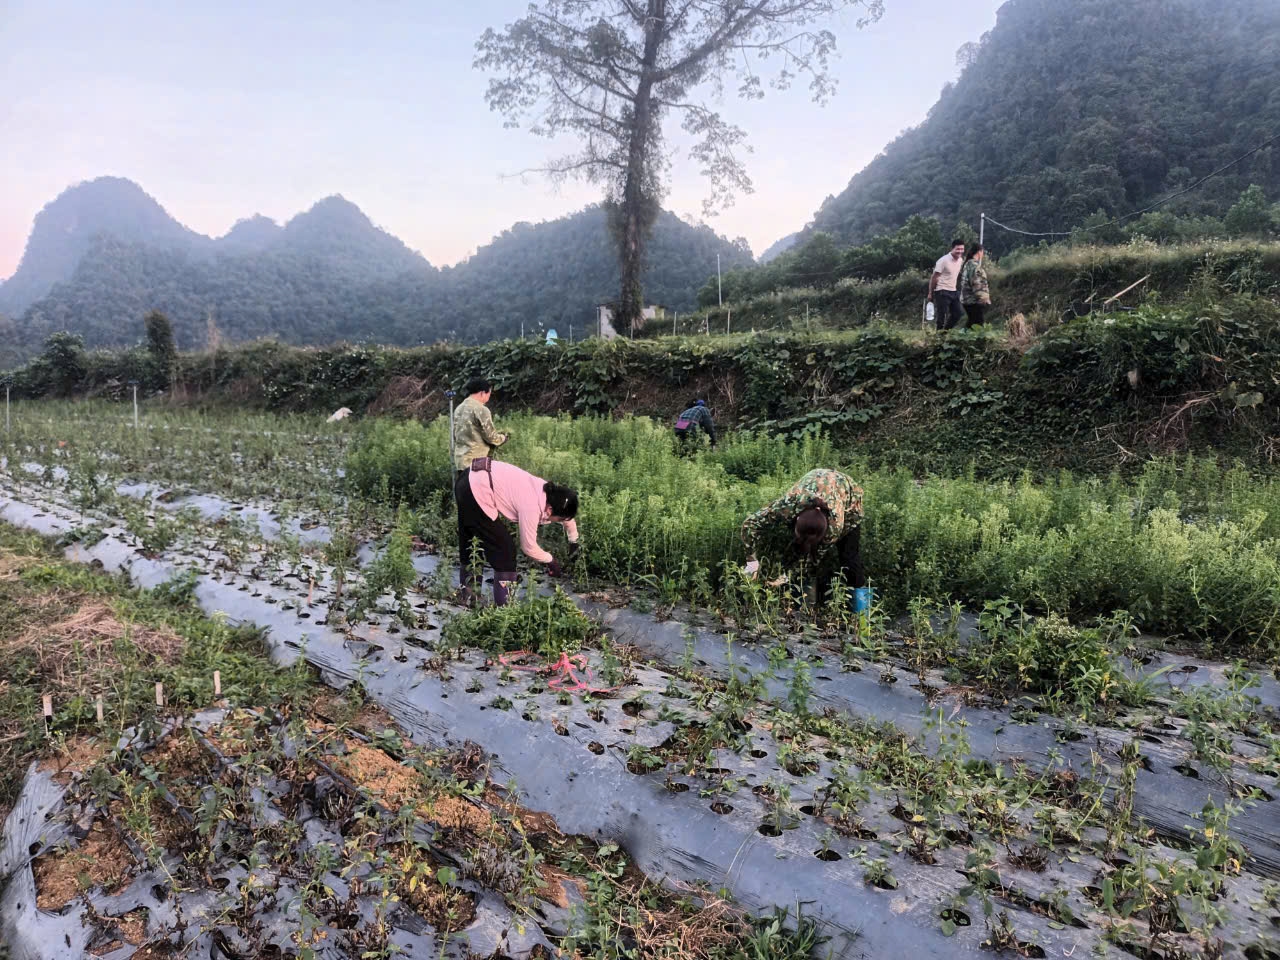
[673,398,718,450]
[740,468,870,614]
[455,456,579,607]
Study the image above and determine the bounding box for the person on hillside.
[960,243,992,327]
[452,377,507,481]
[674,399,717,450]
[740,468,870,614]
[928,239,967,331]
[455,457,580,607]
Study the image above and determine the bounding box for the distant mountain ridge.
[1,177,752,358]
[0,178,207,316]
[0,178,430,318]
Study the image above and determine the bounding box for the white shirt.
[933,253,965,292]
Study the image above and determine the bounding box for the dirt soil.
[405,882,477,931]
[312,690,400,736]
[88,909,148,955]
[333,741,495,834]
[38,736,109,785]
[33,818,135,911]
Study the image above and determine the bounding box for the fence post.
[445,390,457,458]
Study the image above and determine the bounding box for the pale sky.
[0,0,1003,279]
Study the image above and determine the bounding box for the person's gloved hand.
[547,558,564,578]
[854,586,873,615]
[567,541,580,561]
[743,559,760,580]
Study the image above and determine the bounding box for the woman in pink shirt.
[454,457,580,606]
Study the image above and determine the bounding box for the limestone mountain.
[800,0,1280,248]
[4,179,752,356]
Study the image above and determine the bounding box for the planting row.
[3,477,1279,958]
[6,402,1279,655]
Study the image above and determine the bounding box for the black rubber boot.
[458,571,481,609]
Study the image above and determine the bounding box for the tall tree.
[475,0,883,329]
[144,309,178,389]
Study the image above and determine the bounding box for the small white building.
[596,302,670,339]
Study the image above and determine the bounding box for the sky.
[0,0,1004,280]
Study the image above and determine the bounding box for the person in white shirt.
[928,239,968,330]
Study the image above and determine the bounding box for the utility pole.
[980,213,985,247]
[4,380,10,433]
[717,254,722,307]
[129,381,139,430]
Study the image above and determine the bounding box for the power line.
[985,130,1280,238]
[983,214,1068,238]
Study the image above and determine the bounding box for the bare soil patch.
[33,818,135,911]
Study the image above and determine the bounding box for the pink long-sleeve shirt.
[468,460,579,564]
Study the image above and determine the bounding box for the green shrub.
[442,586,594,657]
[347,414,1280,655]
[347,418,453,506]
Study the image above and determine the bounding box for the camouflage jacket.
[452,396,506,471]
[741,469,864,553]
[676,405,716,438]
[960,259,991,305]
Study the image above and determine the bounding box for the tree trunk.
[616,0,666,333]
[618,107,649,333]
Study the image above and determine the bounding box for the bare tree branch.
[474,0,882,326]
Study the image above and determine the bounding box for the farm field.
[2,400,1280,960]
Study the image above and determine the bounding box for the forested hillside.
[802,0,1280,247]
[2,179,752,357]
[0,178,208,317]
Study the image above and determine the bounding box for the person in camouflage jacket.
[740,468,870,612]
[960,244,992,328]
[452,377,507,477]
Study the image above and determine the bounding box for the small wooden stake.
[155,682,164,707]
[213,670,222,697]
[308,579,315,606]
[42,694,53,736]
[95,695,104,724]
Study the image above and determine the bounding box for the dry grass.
[1006,313,1035,351]
[597,877,755,959]
[6,602,184,695]
[366,375,447,419]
